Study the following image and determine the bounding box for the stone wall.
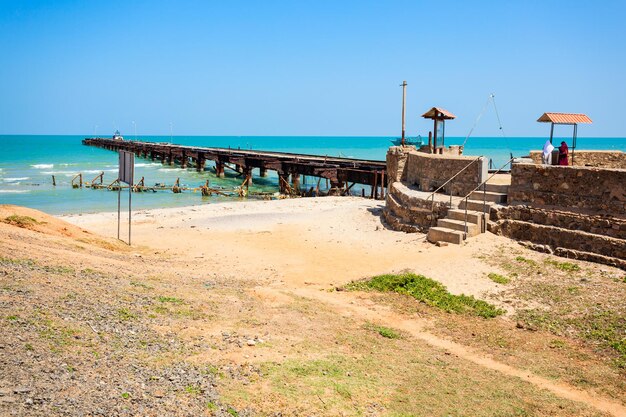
[494,206,626,240]
[386,146,416,185]
[528,150,626,169]
[494,220,626,269]
[404,152,487,196]
[509,163,626,216]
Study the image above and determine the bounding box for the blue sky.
[1,0,624,137]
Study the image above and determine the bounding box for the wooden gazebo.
[537,112,592,164]
[422,107,456,150]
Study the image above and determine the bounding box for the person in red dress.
[558,141,569,166]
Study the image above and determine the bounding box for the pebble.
[246,339,256,346]
[13,387,32,394]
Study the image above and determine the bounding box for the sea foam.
[2,177,30,182]
[31,164,54,169]
[0,189,31,193]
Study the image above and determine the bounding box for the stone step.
[469,190,507,204]
[427,226,464,245]
[485,183,509,193]
[446,209,483,226]
[458,199,494,213]
[437,218,480,237]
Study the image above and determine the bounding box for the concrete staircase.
[427,183,509,245]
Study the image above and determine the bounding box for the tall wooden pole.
[401,81,407,146]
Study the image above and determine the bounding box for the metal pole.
[401,81,407,146]
[550,123,554,144]
[572,124,577,165]
[463,197,468,240]
[128,183,132,245]
[117,180,121,240]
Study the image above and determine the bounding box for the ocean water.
[0,135,624,215]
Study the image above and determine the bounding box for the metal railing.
[427,156,483,224]
[461,156,515,239]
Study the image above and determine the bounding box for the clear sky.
[1,0,625,137]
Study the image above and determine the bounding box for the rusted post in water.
[52,175,56,186]
[196,154,206,172]
[243,166,253,186]
[291,172,300,192]
[373,170,378,199]
[278,171,290,194]
[215,162,225,178]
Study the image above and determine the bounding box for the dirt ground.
[1,199,625,416]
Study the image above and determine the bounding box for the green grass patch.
[0,256,37,267]
[364,322,402,339]
[544,259,580,272]
[184,385,202,395]
[120,392,131,399]
[515,256,537,266]
[3,214,42,227]
[117,308,137,321]
[226,407,239,416]
[157,296,183,304]
[488,273,510,285]
[130,281,154,289]
[518,308,626,367]
[347,273,504,319]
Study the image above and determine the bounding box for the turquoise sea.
[0,135,624,215]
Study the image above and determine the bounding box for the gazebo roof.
[537,112,592,124]
[421,107,456,120]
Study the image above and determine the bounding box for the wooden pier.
[82,138,388,197]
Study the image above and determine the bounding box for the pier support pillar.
[235,164,243,173]
[150,151,156,161]
[161,153,166,164]
[328,180,345,196]
[259,167,267,177]
[215,162,225,178]
[291,172,300,192]
[196,155,206,172]
[278,171,290,194]
[181,152,188,168]
[242,166,253,186]
[168,152,173,165]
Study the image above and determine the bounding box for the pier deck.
[82,138,387,196]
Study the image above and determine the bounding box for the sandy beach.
[63,197,508,299]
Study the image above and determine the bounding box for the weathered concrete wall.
[405,152,487,196]
[386,146,416,185]
[528,150,626,169]
[509,163,626,216]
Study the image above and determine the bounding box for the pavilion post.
[550,123,554,144]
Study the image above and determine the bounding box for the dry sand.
[64,197,508,301]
